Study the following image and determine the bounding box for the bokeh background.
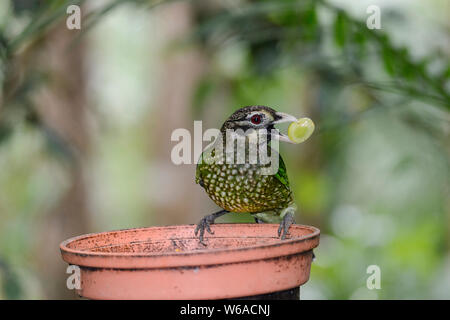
[0,0,449,299]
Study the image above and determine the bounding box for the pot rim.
[61,223,319,257]
[60,223,320,269]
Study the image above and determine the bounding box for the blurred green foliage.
[0,0,449,299]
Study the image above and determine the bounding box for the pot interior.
[62,224,319,256]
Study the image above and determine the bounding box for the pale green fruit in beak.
[287,118,315,144]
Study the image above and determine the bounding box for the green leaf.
[333,11,347,48]
[303,4,318,40]
[0,124,12,145]
[353,30,367,58]
[397,48,415,80]
[381,46,395,75]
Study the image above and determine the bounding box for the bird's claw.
[194,210,228,245]
[195,215,215,245]
[277,212,295,240]
[254,217,264,224]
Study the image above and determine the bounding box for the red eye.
[250,114,262,124]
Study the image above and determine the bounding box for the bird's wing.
[195,153,203,185]
[274,154,291,191]
[196,146,216,186]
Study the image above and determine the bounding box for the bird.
[194,105,299,244]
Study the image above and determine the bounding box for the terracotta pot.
[60,223,320,300]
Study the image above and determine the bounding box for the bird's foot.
[254,217,264,224]
[277,211,295,240]
[195,216,214,245]
[194,210,228,245]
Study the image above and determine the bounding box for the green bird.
[195,105,299,243]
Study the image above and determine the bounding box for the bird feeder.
[60,223,320,299]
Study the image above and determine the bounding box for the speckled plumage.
[196,153,292,214]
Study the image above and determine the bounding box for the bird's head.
[220,105,297,143]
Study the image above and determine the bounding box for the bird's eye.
[250,114,262,125]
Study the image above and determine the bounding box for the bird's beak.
[272,112,298,144]
[273,112,298,124]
